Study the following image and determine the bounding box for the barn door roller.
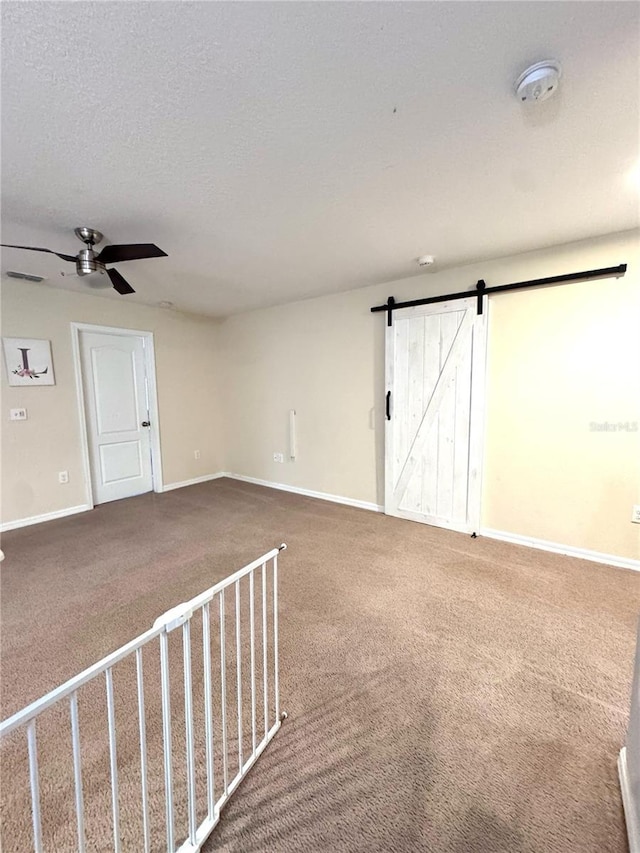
[371,264,627,325]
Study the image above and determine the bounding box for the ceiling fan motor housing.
[74,227,106,276]
[76,247,106,276]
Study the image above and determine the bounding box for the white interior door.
[79,330,153,504]
[385,298,487,533]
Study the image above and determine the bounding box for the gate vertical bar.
[26,721,43,853]
[135,648,150,853]
[273,553,280,721]
[262,562,268,737]
[249,569,257,755]
[202,603,215,819]
[105,668,121,853]
[69,692,86,852]
[235,580,243,770]
[183,620,197,844]
[219,591,229,793]
[159,631,175,851]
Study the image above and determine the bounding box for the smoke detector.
[515,60,561,104]
[417,255,435,267]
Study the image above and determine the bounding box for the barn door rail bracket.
[371,264,627,323]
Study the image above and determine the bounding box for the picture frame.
[3,337,55,386]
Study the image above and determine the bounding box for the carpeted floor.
[1,477,638,852]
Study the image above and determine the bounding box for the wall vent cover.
[6,270,45,282]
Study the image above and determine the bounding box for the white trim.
[70,326,95,510]
[142,333,163,492]
[468,299,489,532]
[70,323,164,503]
[0,473,227,529]
[480,527,640,572]
[224,473,384,513]
[70,322,159,337]
[619,748,640,853]
[1,504,91,533]
[161,473,225,492]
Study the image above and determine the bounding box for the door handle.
[141,421,151,427]
[386,391,391,420]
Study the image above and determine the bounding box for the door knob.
[141,421,150,427]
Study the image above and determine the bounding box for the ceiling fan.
[1,227,167,294]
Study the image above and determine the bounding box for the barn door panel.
[385,298,486,533]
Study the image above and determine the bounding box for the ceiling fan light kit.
[1,227,168,295]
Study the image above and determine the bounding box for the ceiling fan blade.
[96,243,167,264]
[1,243,76,263]
[107,267,135,295]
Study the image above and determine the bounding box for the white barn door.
[385,298,487,533]
[79,330,154,504]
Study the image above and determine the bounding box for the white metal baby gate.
[0,544,287,852]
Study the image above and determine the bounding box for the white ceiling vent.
[5,270,45,282]
[515,60,562,104]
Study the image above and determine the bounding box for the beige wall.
[483,254,639,558]
[220,229,640,561]
[1,281,222,525]
[3,231,639,562]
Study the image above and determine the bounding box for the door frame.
[71,322,164,508]
[384,297,488,534]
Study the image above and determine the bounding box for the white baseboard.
[5,483,632,577]
[1,503,92,533]
[223,472,384,513]
[480,527,640,572]
[0,473,227,530]
[160,473,225,492]
[619,748,640,853]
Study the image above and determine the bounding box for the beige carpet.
[1,478,638,852]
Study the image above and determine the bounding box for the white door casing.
[78,329,154,504]
[385,298,487,533]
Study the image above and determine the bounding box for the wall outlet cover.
[10,408,27,421]
[632,505,640,524]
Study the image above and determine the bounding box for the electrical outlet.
[58,471,69,484]
[194,450,201,459]
[10,408,27,421]
[632,505,640,524]
[273,452,284,463]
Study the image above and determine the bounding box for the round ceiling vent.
[515,60,562,104]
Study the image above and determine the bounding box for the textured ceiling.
[1,1,639,317]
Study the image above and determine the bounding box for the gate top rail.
[0,544,286,738]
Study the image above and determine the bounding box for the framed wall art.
[3,337,55,386]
